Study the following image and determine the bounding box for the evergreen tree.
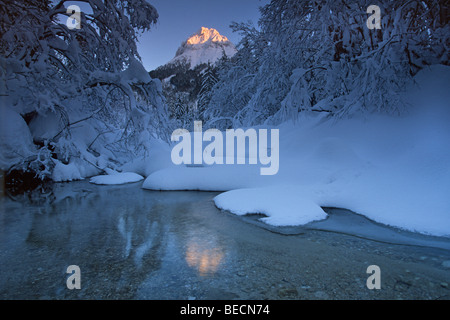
[197,63,218,121]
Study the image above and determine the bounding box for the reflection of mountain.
[0,182,234,299]
[177,201,228,277]
[185,239,225,277]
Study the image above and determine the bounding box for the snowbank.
[120,138,174,177]
[214,186,327,226]
[142,164,265,191]
[52,161,83,182]
[143,65,450,237]
[52,158,100,182]
[90,172,144,185]
[0,105,36,170]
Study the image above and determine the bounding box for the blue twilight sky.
[137,0,269,71]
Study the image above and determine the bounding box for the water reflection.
[2,180,449,300]
[172,201,229,277]
[0,181,233,299]
[185,241,225,277]
[0,181,169,299]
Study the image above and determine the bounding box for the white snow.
[120,138,174,177]
[28,110,61,141]
[52,160,83,182]
[143,65,450,237]
[0,105,36,170]
[121,57,152,83]
[52,158,99,182]
[142,164,262,191]
[214,186,328,226]
[90,171,144,185]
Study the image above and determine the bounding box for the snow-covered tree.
[203,22,265,129]
[197,63,218,119]
[206,0,449,127]
[0,0,168,183]
[151,61,208,128]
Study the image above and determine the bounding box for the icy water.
[0,180,449,300]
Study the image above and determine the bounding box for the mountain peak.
[168,27,237,69]
[186,27,230,45]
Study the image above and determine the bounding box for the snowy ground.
[140,65,450,237]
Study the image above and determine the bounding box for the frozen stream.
[0,180,449,300]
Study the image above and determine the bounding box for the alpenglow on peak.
[186,27,230,45]
[169,27,237,69]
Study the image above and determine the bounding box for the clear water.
[0,181,449,300]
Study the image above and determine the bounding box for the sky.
[137,0,269,71]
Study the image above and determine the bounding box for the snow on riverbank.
[143,65,450,237]
[214,186,328,226]
[90,171,144,185]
